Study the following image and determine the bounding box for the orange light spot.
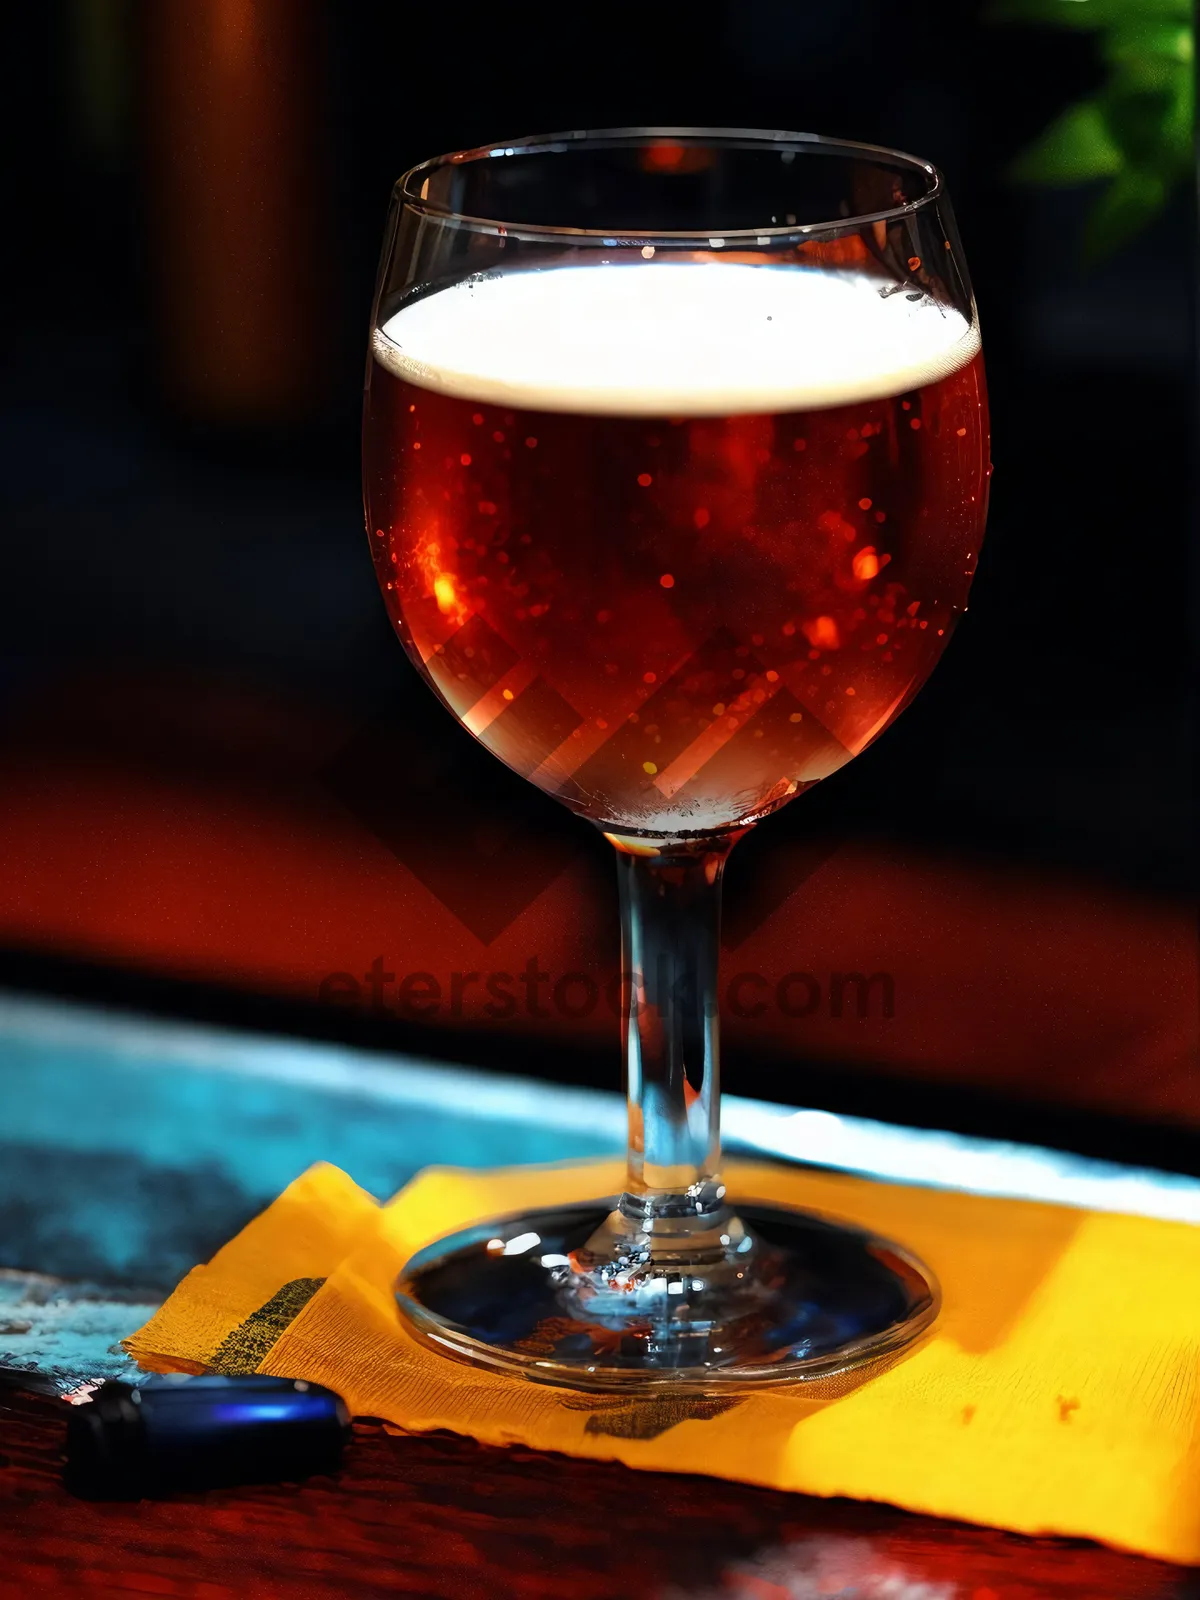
[408,403,416,412]
[502,688,514,700]
[643,141,684,171]
[460,453,472,466]
[852,548,880,582]
[858,497,872,510]
[596,718,608,729]
[374,528,384,538]
[789,712,803,723]
[907,255,921,271]
[845,686,856,696]
[643,672,657,684]
[712,702,726,716]
[910,417,922,430]
[659,573,674,588]
[412,441,421,450]
[956,426,968,437]
[641,244,656,260]
[643,760,658,775]
[433,575,458,615]
[637,472,653,487]
[693,507,710,529]
[765,669,779,682]
[802,615,841,650]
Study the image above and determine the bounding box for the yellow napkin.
[126,1158,1200,1565]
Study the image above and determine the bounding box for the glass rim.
[395,126,944,246]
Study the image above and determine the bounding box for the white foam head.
[373,263,979,418]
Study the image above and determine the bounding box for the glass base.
[394,1196,939,1393]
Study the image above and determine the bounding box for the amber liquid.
[364,343,988,835]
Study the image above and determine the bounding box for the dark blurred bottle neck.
[139,0,336,435]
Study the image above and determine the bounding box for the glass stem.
[613,836,736,1228]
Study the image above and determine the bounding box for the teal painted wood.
[0,997,623,1289]
[0,998,623,1388]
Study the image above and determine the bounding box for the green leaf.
[988,0,1190,31]
[1159,57,1196,160]
[1101,73,1191,166]
[1104,44,1190,94]
[990,0,1193,256]
[1102,19,1193,63]
[1083,167,1169,259]
[1010,99,1126,183]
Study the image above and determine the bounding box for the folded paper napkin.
[126,1158,1200,1564]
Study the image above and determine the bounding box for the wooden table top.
[3,1387,1196,1600]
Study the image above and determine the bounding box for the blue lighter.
[66,1373,351,1496]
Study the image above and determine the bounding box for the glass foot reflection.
[395,1198,939,1393]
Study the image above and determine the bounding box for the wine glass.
[363,128,989,1390]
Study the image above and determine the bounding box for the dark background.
[1,1,1194,1162]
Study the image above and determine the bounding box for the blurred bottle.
[139,0,334,433]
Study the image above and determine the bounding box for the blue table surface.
[2,991,1197,1391]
